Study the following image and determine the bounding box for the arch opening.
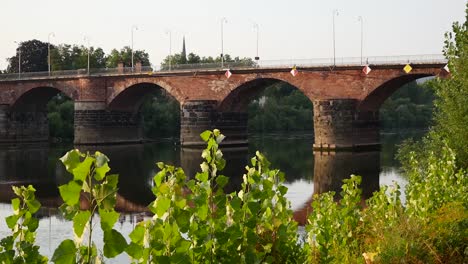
[219,78,314,135]
[359,75,436,132]
[7,87,74,143]
[108,82,181,140]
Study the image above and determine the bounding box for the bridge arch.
[108,80,182,110]
[11,86,76,111]
[358,73,434,112]
[3,86,76,143]
[218,77,312,112]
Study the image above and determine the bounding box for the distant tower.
[181,36,187,64]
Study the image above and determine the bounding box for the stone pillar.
[74,102,142,145]
[313,99,379,150]
[313,151,380,200]
[0,104,49,143]
[180,100,216,146]
[180,100,248,146]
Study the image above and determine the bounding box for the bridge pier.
[180,100,248,146]
[313,99,380,150]
[74,102,143,145]
[0,104,49,143]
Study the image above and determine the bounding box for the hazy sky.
[1,0,466,70]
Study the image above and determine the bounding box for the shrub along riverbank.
[0,130,466,263]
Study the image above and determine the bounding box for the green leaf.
[26,217,39,232]
[95,152,110,168]
[105,174,119,188]
[5,215,18,229]
[200,130,212,142]
[72,211,91,238]
[129,224,145,243]
[248,202,261,215]
[125,242,144,260]
[278,185,288,196]
[59,181,82,206]
[155,197,171,217]
[11,198,20,214]
[26,199,41,214]
[196,172,208,182]
[103,229,127,258]
[52,239,77,264]
[216,175,229,188]
[60,149,82,174]
[72,156,94,182]
[94,162,110,181]
[99,209,119,231]
[197,204,208,220]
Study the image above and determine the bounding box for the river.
[0,132,418,262]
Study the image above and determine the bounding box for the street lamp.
[165,30,172,71]
[357,16,364,66]
[84,36,91,74]
[332,9,339,66]
[253,23,260,61]
[48,32,55,75]
[220,17,227,68]
[131,25,138,71]
[14,41,21,79]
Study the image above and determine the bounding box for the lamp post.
[48,32,55,75]
[84,36,90,74]
[253,23,260,61]
[131,25,138,71]
[14,41,21,79]
[332,9,339,66]
[357,16,364,66]
[166,30,172,71]
[220,17,227,68]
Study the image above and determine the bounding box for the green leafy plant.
[52,149,127,264]
[0,185,48,263]
[306,175,363,264]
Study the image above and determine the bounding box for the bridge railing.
[0,54,447,81]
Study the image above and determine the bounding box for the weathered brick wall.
[74,102,142,144]
[0,105,49,143]
[180,100,248,146]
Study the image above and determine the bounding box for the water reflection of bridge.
[0,143,380,224]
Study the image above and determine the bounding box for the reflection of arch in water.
[292,151,380,225]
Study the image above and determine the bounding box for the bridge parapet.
[0,54,446,82]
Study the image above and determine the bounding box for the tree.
[106,46,150,68]
[50,44,106,71]
[7,39,53,73]
[429,3,468,167]
[399,3,468,169]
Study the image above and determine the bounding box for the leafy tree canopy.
[6,39,53,73]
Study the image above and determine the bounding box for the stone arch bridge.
[0,62,447,149]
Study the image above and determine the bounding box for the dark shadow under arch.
[12,86,72,112]
[218,78,288,112]
[359,74,434,112]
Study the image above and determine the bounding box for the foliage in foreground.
[1,129,467,263]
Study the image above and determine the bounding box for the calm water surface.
[0,133,416,262]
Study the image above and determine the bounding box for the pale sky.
[1,0,466,71]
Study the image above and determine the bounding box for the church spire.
[181,36,187,63]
